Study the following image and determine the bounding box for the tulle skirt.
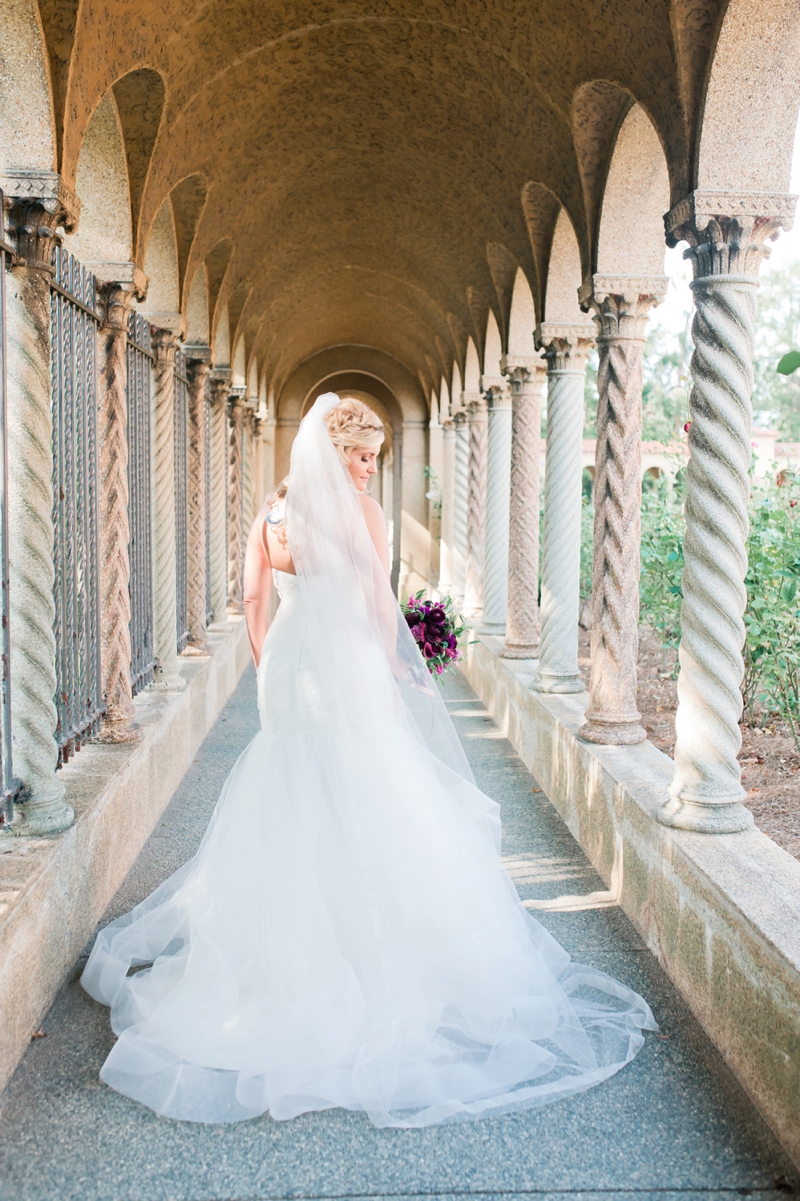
[82,577,656,1127]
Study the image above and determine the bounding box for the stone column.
[659,192,796,833]
[2,177,78,834]
[96,281,140,739]
[501,360,546,658]
[480,385,513,635]
[241,404,256,540]
[464,394,488,620]
[185,352,211,651]
[150,328,184,690]
[207,373,230,623]
[578,275,667,745]
[531,327,594,687]
[438,419,456,596]
[451,410,469,606]
[227,392,245,613]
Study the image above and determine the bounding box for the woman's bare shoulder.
[359,494,383,522]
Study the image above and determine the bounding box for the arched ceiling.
[48,0,730,395]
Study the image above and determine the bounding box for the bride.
[82,392,656,1128]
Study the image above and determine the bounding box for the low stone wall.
[463,635,800,1169]
[0,617,250,1094]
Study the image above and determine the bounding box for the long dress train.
[81,394,656,1128]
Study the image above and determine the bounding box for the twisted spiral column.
[502,362,546,658]
[580,279,666,744]
[532,329,594,686]
[480,387,513,634]
[151,328,184,690]
[97,283,140,740]
[241,407,256,548]
[227,394,245,612]
[186,358,211,649]
[5,241,72,833]
[464,395,488,619]
[451,412,469,606]
[438,420,456,596]
[659,194,796,832]
[208,376,230,622]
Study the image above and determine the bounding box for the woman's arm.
[360,495,391,578]
[243,508,273,668]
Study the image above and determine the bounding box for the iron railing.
[0,193,19,824]
[50,248,104,764]
[203,381,214,624]
[127,313,156,695]
[174,348,189,653]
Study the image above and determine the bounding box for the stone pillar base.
[531,670,584,693]
[3,791,74,837]
[95,719,141,745]
[658,794,753,834]
[148,668,187,693]
[500,643,538,660]
[579,716,646,745]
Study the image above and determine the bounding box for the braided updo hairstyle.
[323,397,384,463]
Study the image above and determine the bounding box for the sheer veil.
[284,391,473,782]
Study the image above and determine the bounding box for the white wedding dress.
[82,393,655,1128]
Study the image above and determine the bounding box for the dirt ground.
[577,624,800,861]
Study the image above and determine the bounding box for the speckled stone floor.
[0,667,796,1201]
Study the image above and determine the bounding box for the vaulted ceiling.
[29,0,784,397]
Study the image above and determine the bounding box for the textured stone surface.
[532,329,593,690]
[4,259,70,832]
[661,196,797,835]
[479,389,512,634]
[464,395,488,619]
[96,283,138,741]
[226,394,245,613]
[186,359,210,649]
[579,280,666,746]
[0,668,796,1199]
[0,616,249,1101]
[464,635,800,1172]
[501,363,544,658]
[208,374,230,622]
[150,329,183,690]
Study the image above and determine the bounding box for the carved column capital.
[151,326,179,362]
[665,189,797,279]
[535,323,596,372]
[2,171,81,273]
[579,275,668,341]
[97,281,136,334]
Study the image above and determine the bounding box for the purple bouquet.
[401,590,467,677]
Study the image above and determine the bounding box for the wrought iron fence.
[174,348,189,653]
[127,313,156,695]
[0,193,19,824]
[50,248,104,764]
[204,382,214,624]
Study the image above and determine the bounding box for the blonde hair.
[264,398,384,509]
[324,397,384,462]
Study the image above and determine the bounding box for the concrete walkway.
[0,668,796,1201]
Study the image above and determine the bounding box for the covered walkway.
[0,669,793,1201]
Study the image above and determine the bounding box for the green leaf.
[777,350,800,376]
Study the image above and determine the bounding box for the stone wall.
[462,635,800,1169]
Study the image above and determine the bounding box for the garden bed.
[577,624,800,860]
